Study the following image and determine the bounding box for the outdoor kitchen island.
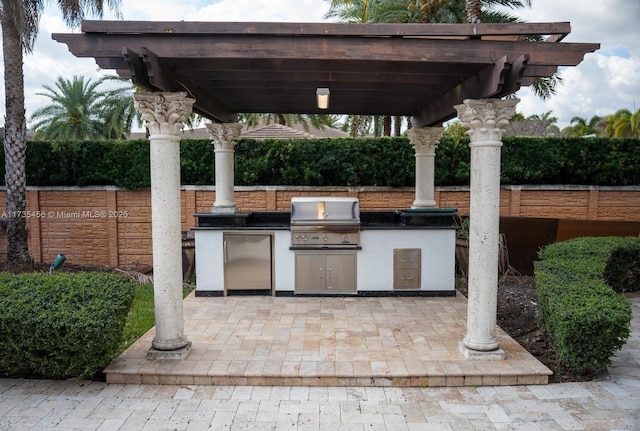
[193,198,457,297]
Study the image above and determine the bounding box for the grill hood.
[290,197,360,224]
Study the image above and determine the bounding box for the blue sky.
[2,0,639,130]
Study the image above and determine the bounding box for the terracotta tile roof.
[126,123,348,140]
[241,123,315,139]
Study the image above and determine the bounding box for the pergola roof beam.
[52,21,599,125]
[80,20,573,39]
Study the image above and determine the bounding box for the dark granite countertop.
[193,208,458,230]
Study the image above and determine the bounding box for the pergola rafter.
[53,21,598,124]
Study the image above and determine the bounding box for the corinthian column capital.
[407,127,444,155]
[206,123,243,150]
[133,92,195,136]
[454,99,519,145]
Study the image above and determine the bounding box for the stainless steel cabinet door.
[224,234,272,291]
[294,251,356,294]
[294,253,326,293]
[325,254,356,292]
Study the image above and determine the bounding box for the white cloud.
[518,52,640,129]
[511,0,640,128]
[1,0,330,129]
[20,14,118,125]
[194,0,327,22]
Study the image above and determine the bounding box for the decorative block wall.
[1,185,638,267]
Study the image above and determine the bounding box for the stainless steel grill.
[290,197,360,249]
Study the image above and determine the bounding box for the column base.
[411,200,437,208]
[211,205,237,214]
[459,341,505,360]
[147,341,192,360]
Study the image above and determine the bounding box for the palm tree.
[604,109,640,138]
[562,115,603,137]
[325,0,389,23]
[440,0,533,24]
[30,75,136,141]
[465,0,482,23]
[239,113,338,133]
[324,0,548,134]
[1,0,121,264]
[98,75,139,139]
[503,110,560,137]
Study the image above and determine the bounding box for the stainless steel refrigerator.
[223,233,273,292]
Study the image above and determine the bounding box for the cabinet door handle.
[401,276,414,280]
[402,258,414,262]
[223,240,228,264]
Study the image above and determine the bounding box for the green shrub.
[543,280,631,371]
[535,237,635,373]
[0,272,136,379]
[1,136,638,188]
[604,241,640,293]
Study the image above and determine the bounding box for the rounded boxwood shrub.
[0,272,136,379]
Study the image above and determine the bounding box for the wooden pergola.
[53,21,598,360]
[53,21,598,126]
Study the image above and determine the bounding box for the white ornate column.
[407,127,444,208]
[206,123,242,213]
[134,92,194,358]
[455,98,518,360]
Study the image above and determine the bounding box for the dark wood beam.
[124,47,236,122]
[188,70,473,86]
[122,48,155,90]
[412,56,522,127]
[502,54,528,95]
[171,57,480,76]
[140,48,174,90]
[52,33,598,67]
[52,20,598,120]
[79,20,572,39]
[171,69,237,123]
[95,56,129,73]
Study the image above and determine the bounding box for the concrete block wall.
[0,185,638,267]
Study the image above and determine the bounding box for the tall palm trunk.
[2,15,33,264]
[383,116,392,136]
[465,0,482,23]
[393,115,402,136]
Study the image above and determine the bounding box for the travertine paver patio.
[104,292,552,386]
[3,295,638,430]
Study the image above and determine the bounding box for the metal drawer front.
[393,248,421,289]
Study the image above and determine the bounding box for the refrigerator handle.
[223,240,228,264]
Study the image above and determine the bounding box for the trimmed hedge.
[534,237,637,373]
[603,242,640,293]
[1,136,638,188]
[0,272,136,379]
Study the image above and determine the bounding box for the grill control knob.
[322,234,329,241]
[342,234,350,243]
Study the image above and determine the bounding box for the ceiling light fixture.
[316,87,330,109]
